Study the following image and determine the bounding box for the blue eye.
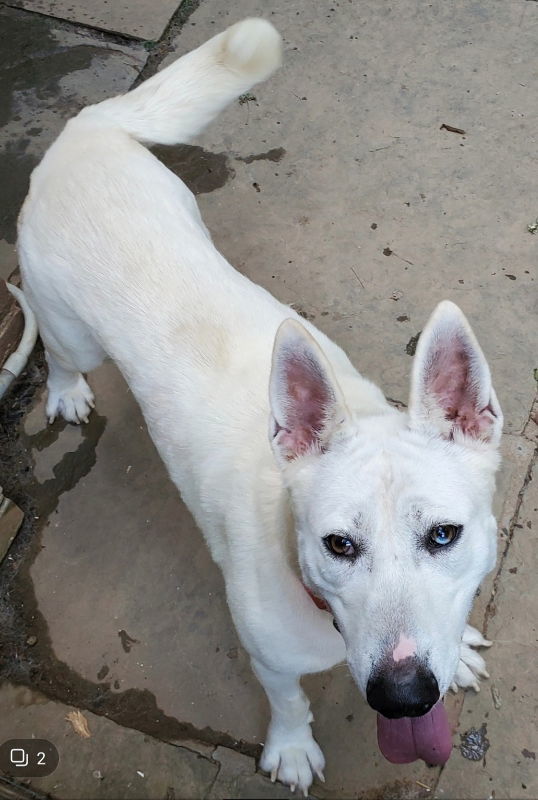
[428,524,461,549]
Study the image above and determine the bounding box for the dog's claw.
[45,374,95,426]
[315,769,325,783]
[452,624,492,693]
[259,721,324,796]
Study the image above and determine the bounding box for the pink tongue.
[377,701,452,765]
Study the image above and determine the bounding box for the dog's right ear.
[269,319,348,463]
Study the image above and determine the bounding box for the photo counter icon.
[10,748,29,767]
[0,739,59,777]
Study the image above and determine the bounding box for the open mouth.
[376,700,452,765]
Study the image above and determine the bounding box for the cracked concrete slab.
[209,747,296,800]
[0,5,147,276]
[436,451,538,799]
[0,683,299,800]
[4,0,180,41]
[0,682,219,799]
[0,678,299,800]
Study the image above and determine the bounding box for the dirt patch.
[357,778,431,799]
[406,331,422,356]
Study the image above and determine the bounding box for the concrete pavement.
[0,0,537,797]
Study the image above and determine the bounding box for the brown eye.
[324,534,357,559]
[427,524,462,550]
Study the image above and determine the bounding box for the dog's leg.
[45,352,96,424]
[32,307,105,424]
[252,658,325,796]
[451,624,492,692]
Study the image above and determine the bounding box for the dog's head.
[269,301,502,729]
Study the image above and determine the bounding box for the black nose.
[366,659,440,719]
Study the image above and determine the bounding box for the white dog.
[17,19,502,794]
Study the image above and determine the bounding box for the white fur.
[17,20,502,794]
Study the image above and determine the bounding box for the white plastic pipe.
[0,283,38,400]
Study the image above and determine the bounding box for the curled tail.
[79,18,282,145]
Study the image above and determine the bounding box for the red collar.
[303,584,329,611]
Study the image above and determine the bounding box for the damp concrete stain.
[357,778,425,800]
[235,147,286,164]
[151,144,234,194]
[0,140,38,244]
[0,353,261,759]
[0,7,113,127]
[0,7,118,243]
[460,723,490,761]
[118,629,139,653]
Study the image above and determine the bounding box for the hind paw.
[46,374,95,424]
[450,624,492,693]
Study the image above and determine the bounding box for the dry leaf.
[66,710,91,738]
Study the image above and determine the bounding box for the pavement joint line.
[205,755,222,799]
[151,726,260,761]
[0,774,51,800]
[0,1,146,49]
[484,442,537,635]
[132,0,202,87]
[162,738,221,765]
[522,392,538,443]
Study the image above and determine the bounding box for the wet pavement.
[1,1,537,798]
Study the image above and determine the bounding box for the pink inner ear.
[427,338,495,439]
[277,350,334,458]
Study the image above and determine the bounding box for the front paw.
[450,624,492,693]
[260,723,325,796]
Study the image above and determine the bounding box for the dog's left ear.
[408,301,502,447]
[269,319,349,462]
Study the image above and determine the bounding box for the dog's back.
[17,21,286,416]
[17,18,381,445]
